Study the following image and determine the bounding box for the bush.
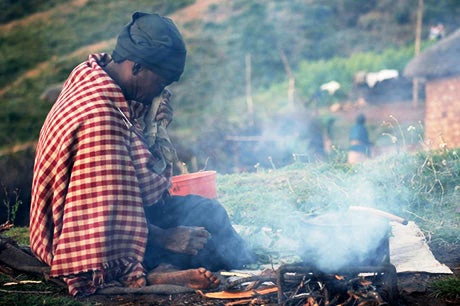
[0,149,35,226]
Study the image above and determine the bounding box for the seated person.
[29,12,254,297]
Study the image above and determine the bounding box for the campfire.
[203,208,405,305]
[276,264,398,305]
[275,208,401,305]
[203,263,398,305]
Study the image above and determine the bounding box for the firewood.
[198,286,278,299]
[224,297,271,306]
[0,236,50,275]
[224,298,253,306]
[306,296,319,306]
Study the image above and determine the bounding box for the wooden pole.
[245,53,254,126]
[278,47,295,110]
[413,0,424,108]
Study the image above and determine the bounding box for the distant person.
[324,117,336,154]
[29,12,254,297]
[429,23,445,41]
[347,114,372,164]
[308,118,326,160]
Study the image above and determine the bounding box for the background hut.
[404,28,460,149]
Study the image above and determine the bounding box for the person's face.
[129,64,171,105]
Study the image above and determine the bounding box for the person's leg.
[144,195,255,271]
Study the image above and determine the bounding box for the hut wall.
[425,76,460,149]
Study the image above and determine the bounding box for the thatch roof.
[404,28,460,79]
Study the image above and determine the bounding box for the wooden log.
[0,236,196,295]
[96,284,194,295]
[0,236,50,275]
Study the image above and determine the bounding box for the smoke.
[299,211,390,272]
[229,152,418,271]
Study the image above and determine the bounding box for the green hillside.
[1,0,459,168]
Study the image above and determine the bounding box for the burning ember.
[202,264,398,305]
[202,209,406,305]
[277,264,398,305]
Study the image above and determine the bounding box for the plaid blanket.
[30,53,172,296]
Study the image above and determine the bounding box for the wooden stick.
[96,284,194,295]
[0,236,50,275]
[0,289,53,294]
[198,286,278,299]
[348,206,408,225]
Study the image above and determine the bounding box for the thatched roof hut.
[403,28,460,150]
[404,28,460,79]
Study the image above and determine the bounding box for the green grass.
[430,276,460,299]
[1,147,458,302]
[218,149,459,248]
[0,272,83,305]
[3,146,458,246]
[2,227,29,245]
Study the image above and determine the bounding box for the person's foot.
[147,267,220,289]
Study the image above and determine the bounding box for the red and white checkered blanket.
[30,53,172,296]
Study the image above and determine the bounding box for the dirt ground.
[0,238,457,306]
[75,227,460,306]
[78,240,459,305]
[396,240,460,306]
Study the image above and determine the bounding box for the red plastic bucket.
[169,171,217,199]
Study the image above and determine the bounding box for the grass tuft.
[430,276,460,299]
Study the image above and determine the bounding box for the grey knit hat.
[112,12,187,82]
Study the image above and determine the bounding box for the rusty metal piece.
[199,286,278,299]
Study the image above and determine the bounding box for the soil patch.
[75,241,459,305]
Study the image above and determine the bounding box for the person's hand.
[162,226,210,255]
[155,90,173,127]
[149,225,211,255]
